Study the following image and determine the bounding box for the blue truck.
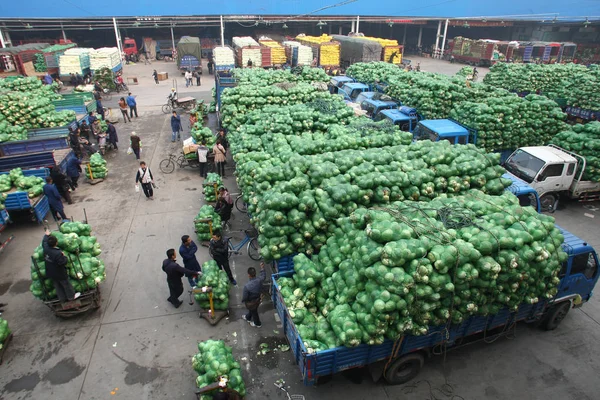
[273,227,599,386]
[374,107,421,132]
[412,118,476,145]
[339,82,371,102]
[0,168,51,223]
[328,76,355,94]
[215,71,236,119]
[360,98,397,119]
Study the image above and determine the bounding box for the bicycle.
[159,152,200,174]
[234,194,247,213]
[227,228,261,261]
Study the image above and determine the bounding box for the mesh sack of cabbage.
[0,318,10,350]
[194,260,230,310]
[247,142,512,260]
[550,122,600,181]
[30,222,106,300]
[277,190,567,350]
[190,123,216,148]
[192,340,246,399]
[85,153,108,179]
[0,168,44,197]
[203,173,223,202]
[194,205,222,241]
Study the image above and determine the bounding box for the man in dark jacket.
[106,122,119,150]
[50,167,73,205]
[209,231,236,285]
[179,235,202,288]
[66,156,82,190]
[241,263,266,327]
[43,177,69,221]
[171,111,182,142]
[42,229,80,303]
[162,248,200,308]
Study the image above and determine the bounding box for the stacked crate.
[282,41,313,66]
[232,37,261,68]
[59,48,91,75]
[259,39,286,66]
[213,46,235,71]
[89,48,120,71]
[296,34,340,67]
[360,36,403,64]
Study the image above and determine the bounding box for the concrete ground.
[0,58,598,400]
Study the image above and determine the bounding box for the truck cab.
[329,76,354,94]
[502,172,541,212]
[502,145,599,212]
[413,119,475,144]
[557,228,600,304]
[123,38,139,61]
[374,107,419,132]
[355,91,377,105]
[339,83,371,102]
[360,99,397,119]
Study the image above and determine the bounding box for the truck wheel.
[383,353,424,385]
[543,302,570,331]
[540,194,558,213]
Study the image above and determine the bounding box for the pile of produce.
[259,39,287,64]
[30,221,106,300]
[550,122,600,181]
[220,82,330,130]
[296,34,340,66]
[190,123,215,147]
[450,94,567,152]
[232,67,329,86]
[282,41,314,66]
[346,61,405,84]
[85,153,108,179]
[483,63,600,110]
[192,340,246,399]
[455,66,475,78]
[194,205,221,241]
[236,141,512,260]
[93,67,116,90]
[0,120,27,142]
[0,318,10,350]
[0,168,45,198]
[193,260,230,310]
[203,173,223,202]
[34,53,47,72]
[277,190,567,349]
[0,91,75,129]
[0,76,58,95]
[213,46,235,68]
[384,72,511,119]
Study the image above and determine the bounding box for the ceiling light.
[25,23,33,29]
[317,20,327,27]
[282,23,288,29]
[154,23,159,28]
[584,18,591,28]
[463,22,470,29]
[482,18,487,23]
[388,20,394,28]
[89,25,93,31]
[132,21,140,27]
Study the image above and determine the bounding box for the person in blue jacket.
[43,176,68,221]
[126,92,138,118]
[66,156,82,191]
[96,97,105,121]
[170,111,182,142]
[179,235,202,288]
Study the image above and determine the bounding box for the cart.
[195,376,242,399]
[162,96,197,114]
[189,286,229,325]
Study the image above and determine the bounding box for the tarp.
[332,35,382,65]
[176,36,201,67]
[0,43,50,54]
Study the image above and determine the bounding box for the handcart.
[189,286,229,326]
[195,376,242,399]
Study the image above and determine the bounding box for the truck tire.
[383,353,424,385]
[543,302,570,331]
[540,193,558,213]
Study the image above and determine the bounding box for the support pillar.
[220,16,225,47]
[356,15,360,34]
[351,20,355,33]
[440,19,449,59]
[434,20,442,58]
[112,18,122,56]
[403,25,407,45]
[417,26,423,47]
[338,25,342,35]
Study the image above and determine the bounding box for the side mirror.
[537,174,546,182]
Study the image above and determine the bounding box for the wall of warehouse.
[0,0,598,18]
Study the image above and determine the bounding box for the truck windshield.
[413,125,438,142]
[505,149,545,183]
[355,93,370,104]
[373,113,387,122]
[350,89,362,100]
[361,101,376,116]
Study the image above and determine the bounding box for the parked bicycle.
[227,229,261,261]
[159,152,200,174]
[234,194,247,213]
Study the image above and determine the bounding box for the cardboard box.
[157,72,168,81]
[183,143,199,155]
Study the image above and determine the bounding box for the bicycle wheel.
[162,104,172,114]
[247,238,262,261]
[235,196,248,213]
[159,158,175,174]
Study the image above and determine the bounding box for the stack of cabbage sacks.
[85,153,108,179]
[0,168,45,198]
[192,340,246,399]
[278,190,567,349]
[30,221,106,300]
[0,318,10,349]
[190,123,216,149]
[194,205,221,241]
[550,122,600,181]
[203,173,222,202]
[194,260,229,310]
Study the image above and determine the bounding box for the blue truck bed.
[272,271,547,386]
[0,168,50,223]
[0,148,74,174]
[215,72,237,113]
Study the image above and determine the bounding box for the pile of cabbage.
[30,221,106,300]
[277,191,567,350]
[0,119,27,142]
[194,205,221,241]
[236,141,512,260]
[192,340,246,399]
[220,82,332,130]
[85,153,107,179]
[190,123,215,148]
[203,173,222,202]
[0,168,45,198]
[550,122,600,181]
[233,66,329,85]
[483,63,600,110]
[346,61,405,84]
[450,94,567,152]
[0,318,10,349]
[194,260,230,310]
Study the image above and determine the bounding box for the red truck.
[123,37,140,62]
[450,37,497,67]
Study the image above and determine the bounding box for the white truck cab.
[504,145,600,212]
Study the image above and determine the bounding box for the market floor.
[0,59,599,400]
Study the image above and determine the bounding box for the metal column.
[356,16,360,34]
[434,20,442,58]
[338,26,342,35]
[0,28,6,48]
[351,20,355,33]
[417,26,423,47]
[61,23,67,42]
[171,25,176,51]
[403,25,407,45]
[112,18,122,55]
[220,15,225,47]
[440,19,449,58]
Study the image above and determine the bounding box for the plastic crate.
[275,253,297,274]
